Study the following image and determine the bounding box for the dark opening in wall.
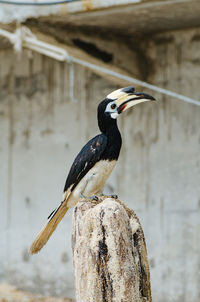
[73,39,113,63]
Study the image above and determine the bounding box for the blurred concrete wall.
[0,27,200,302]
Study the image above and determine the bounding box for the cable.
[0,0,79,5]
[71,57,200,107]
[0,26,199,106]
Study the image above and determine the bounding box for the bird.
[30,86,155,254]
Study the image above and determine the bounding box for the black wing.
[63,134,107,193]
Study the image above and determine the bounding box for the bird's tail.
[29,200,69,254]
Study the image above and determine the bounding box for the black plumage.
[63,134,107,192]
[63,98,122,194]
[30,86,155,254]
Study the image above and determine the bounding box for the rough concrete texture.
[27,0,200,37]
[2,0,200,30]
[0,0,143,24]
[72,198,151,302]
[0,27,200,302]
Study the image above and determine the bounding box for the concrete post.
[72,197,151,302]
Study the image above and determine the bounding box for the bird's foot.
[100,193,118,199]
[80,193,99,202]
[109,194,118,199]
[90,195,99,201]
[80,193,86,199]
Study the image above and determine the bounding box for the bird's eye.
[111,103,116,110]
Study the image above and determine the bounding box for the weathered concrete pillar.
[72,197,151,302]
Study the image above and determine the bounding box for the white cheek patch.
[110,112,118,119]
[105,101,115,112]
[105,100,118,119]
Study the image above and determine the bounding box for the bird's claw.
[110,194,118,199]
[100,194,118,199]
[90,195,99,201]
[80,193,99,202]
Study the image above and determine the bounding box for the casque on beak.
[116,90,156,114]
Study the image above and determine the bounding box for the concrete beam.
[27,0,200,35]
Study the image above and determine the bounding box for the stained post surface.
[72,198,151,302]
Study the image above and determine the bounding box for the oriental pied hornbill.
[30,86,155,254]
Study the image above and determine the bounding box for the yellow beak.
[116,91,156,114]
